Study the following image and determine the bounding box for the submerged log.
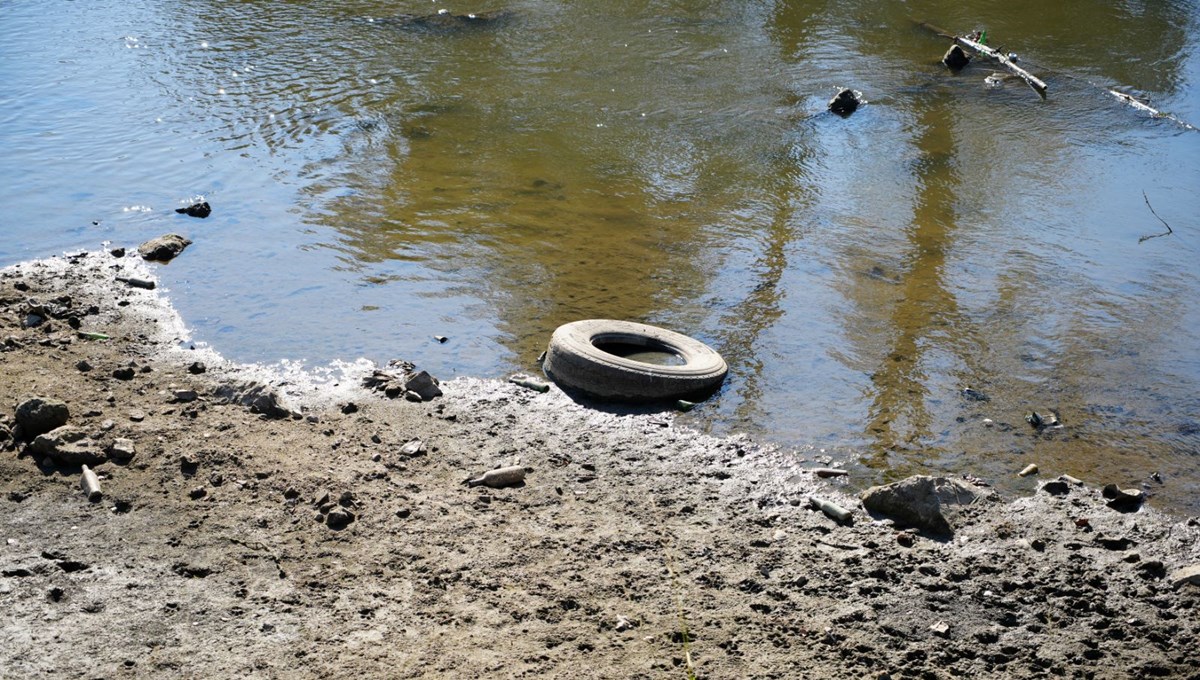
[1108,90,1197,131]
[917,20,1047,97]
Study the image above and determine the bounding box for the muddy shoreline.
[1,247,1198,679]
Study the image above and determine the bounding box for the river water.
[3,1,1199,510]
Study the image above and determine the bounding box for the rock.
[1041,480,1070,496]
[942,44,971,70]
[395,508,411,519]
[615,616,635,632]
[340,402,358,414]
[860,475,989,536]
[404,371,443,401]
[400,439,426,456]
[929,621,950,638]
[112,367,136,381]
[828,88,861,116]
[138,234,193,262]
[404,390,423,402]
[108,438,136,462]
[1102,484,1144,513]
[110,247,126,258]
[75,360,92,372]
[1168,564,1200,588]
[187,361,207,375]
[31,426,106,465]
[214,383,292,419]
[326,508,355,530]
[174,201,211,218]
[189,487,207,500]
[15,397,71,438]
[171,390,198,403]
[283,487,300,500]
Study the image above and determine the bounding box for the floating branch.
[1108,90,1197,131]
[1138,191,1174,243]
[916,20,1046,97]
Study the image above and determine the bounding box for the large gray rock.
[15,397,70,438]
[138,234,192,262]
[861,475,989,535]
[404,371,443,401]
[31,426,106,465]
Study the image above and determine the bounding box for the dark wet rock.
[861,475,990,536]
[15,397,71,438]
[405,370,443,401]
[341,402,358,415]
[171,389,198,403]
[187,361,207,375]
[1102,484,1144,513]
[112,367,136,381]
[943,44,971,70]
[1041,480,1070,496]
[961,387,989,402]
[1138,560,1167,580]
[1026,409,1062,430]
[189,486,207,500]
[109,247,126,258]
[174,201,211,219]
[31,426,106,465]
[828,88,861,116]
[75,360,92,372]
[326,508,355,530]
[283,487,300,500]
[138,234,192,262]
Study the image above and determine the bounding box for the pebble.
[109,438,136,462]
[172,390,198,403]
[189,487,207,500]
[129,410,145,422]
[326,508,355,529]
[929,621,950,637]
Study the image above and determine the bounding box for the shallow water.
[3,1,1199,510]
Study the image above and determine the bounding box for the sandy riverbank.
[1,246,1198,679]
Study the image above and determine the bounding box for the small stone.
[615,616,634,632]
[174,202,211,219]
[1168,564,1200,588]
[189,487,207,500]
[370,434,382,444]
[109,438,136,462]
[187,362,207,375]
[15,397,71,438]
[128,410,145,422]
[76,360,93,372]
[896,532,915,548]
[283,487,300,500]
[138,233,193,261]
[400,439,426,456]
[326,508,355,530]
[110,247,126,258]
[172,390,198,403]
[1102,484,1145,513]
[395,508,411,519]
[100,419,115,431]
[112,367,136,381]
[929,621,950,638]
[338,491,355,506]
[341,402,358,414]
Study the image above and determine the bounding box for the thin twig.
[1138,191,1174,243]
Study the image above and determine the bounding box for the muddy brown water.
[2,1,1199,510]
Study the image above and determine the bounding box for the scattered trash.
[808,496,852,523]
[961,387,990,402]
[77,331,110,341]
[80,465,102,502]
[1026,409,1062,430]
[465,466,526,489]
[175,201,211,218]
[509,376,550,393]
[1018,463,1039,477]
[434,335,448,343]
[674,399,696,412]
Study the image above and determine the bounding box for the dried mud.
[1,249,1198,679]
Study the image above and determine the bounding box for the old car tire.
[543,319,728,402]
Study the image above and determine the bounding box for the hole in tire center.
[592,340,686,366]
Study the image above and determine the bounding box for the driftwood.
[1108,91,1197,131]
[918,21,1047,97]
